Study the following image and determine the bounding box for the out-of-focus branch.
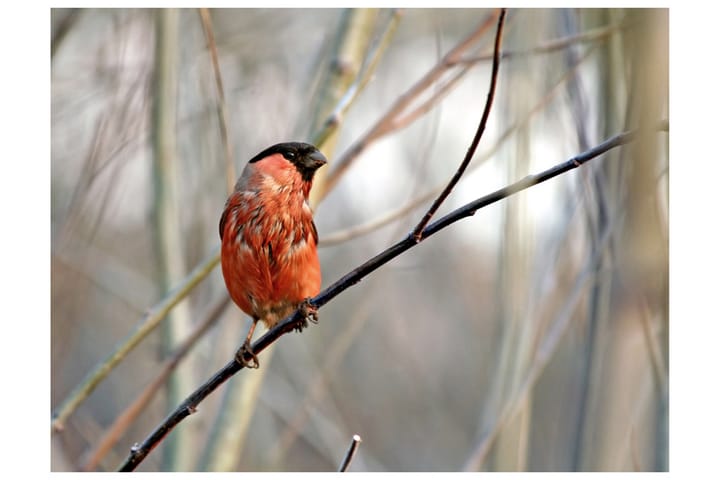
[453,22,625,65]
[311,9,403,151]
[198,8,236,195]
[309,8,381,207]
[51,9,80,59]
[639,300,668,396]
[462,231,611,471]
[50,246,221,433]
[151,9,196,470]
[81,296,230,471]
[316,10,501,201]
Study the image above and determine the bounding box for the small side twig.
[117,126,644,472]
[338,434,363,472]
[452,21,626,65]
[412,8,506,240]
[199,8,236,195]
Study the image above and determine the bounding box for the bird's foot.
[235,341,260,369]
[295,298,319,332]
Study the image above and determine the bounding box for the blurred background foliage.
[50,8,668,472]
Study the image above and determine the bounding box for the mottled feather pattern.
[220,145,325,329]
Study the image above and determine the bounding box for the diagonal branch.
[453,21,625,66]
[412,8,506,240]
[117,126,645,472]
[198,8,236,195]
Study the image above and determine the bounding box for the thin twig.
[199,8,236,195]
[412,8,506,240]
[117,127,644,471]
[452,22,626,65]
[390,63,473,133]
[338,435,363,472]
[81,296,230,471]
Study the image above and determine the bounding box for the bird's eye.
[285,151,296,160]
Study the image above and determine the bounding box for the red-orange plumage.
[219,143,326,366]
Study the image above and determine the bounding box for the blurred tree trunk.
[151,8,196,471]
[617,9,668,471]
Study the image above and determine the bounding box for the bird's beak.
[304,150,327,171]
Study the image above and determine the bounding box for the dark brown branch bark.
[412,8,506,240]
[338,434,363,472]
[117,126,642,472]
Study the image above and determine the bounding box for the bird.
[219,142,327,368]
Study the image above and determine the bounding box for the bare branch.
[453,22,625,65]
